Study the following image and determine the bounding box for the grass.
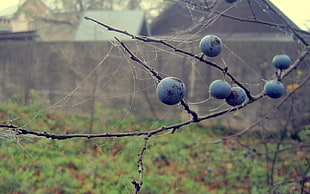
[0,101,309,193]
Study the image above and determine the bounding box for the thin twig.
[262,0,309,47]
[269,141,281,185]
[114,36,199,120]
[271,176,310,192]
[173,0,310,37]
[247,0,257,21]
[114,37,163,81]
[269,103,295,185]
[267,144,310,155]
[132,134,151,194]
[15,128,148,140]
[280,49,310,80]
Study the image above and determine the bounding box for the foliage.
[0,104,309,193]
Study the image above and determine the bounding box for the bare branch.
[217,13,310,37]
[84,16,254,100]
[271,176,310,192]
[1,118,194,141]
[114,37,163,81]
[114,36,199,121]
[267,144,310,155]
[280,46,310,80]
[199,73,310,144]
[132,134,151,193]
[15,127,148,140]
[174,0,310,38]
[247,0,257,20]
[2,46,308,141]
[261,0,309,47]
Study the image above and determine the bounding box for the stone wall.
[0,40,308,130]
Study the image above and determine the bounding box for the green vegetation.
[0,100,309,193]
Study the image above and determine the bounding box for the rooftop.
[151,0,300,40]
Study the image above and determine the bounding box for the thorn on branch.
[131,180,141,192]
[223,66,228,73]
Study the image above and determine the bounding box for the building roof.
[74,10,150,41]
[0,30,40,41]
[151,0,300,40]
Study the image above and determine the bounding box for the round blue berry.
[156,77,186,105]
[225,87,247,106]
[199,35,223,57]
[209,80,231,99]
[264,80,285,98]
[272,55,291,70]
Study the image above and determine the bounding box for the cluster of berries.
[156,33,291,106]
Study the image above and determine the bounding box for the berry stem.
[277,69,283,81]
[222,66,228,80]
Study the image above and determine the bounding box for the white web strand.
[47,46,114,110]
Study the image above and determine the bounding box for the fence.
[0,40,308,130]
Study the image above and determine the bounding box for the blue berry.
[264,80,285,98]
[272,55,291,70]
[225,87,247,106]
[156,77,186,105]
[199,35,223,57]
[209,80,231,99]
